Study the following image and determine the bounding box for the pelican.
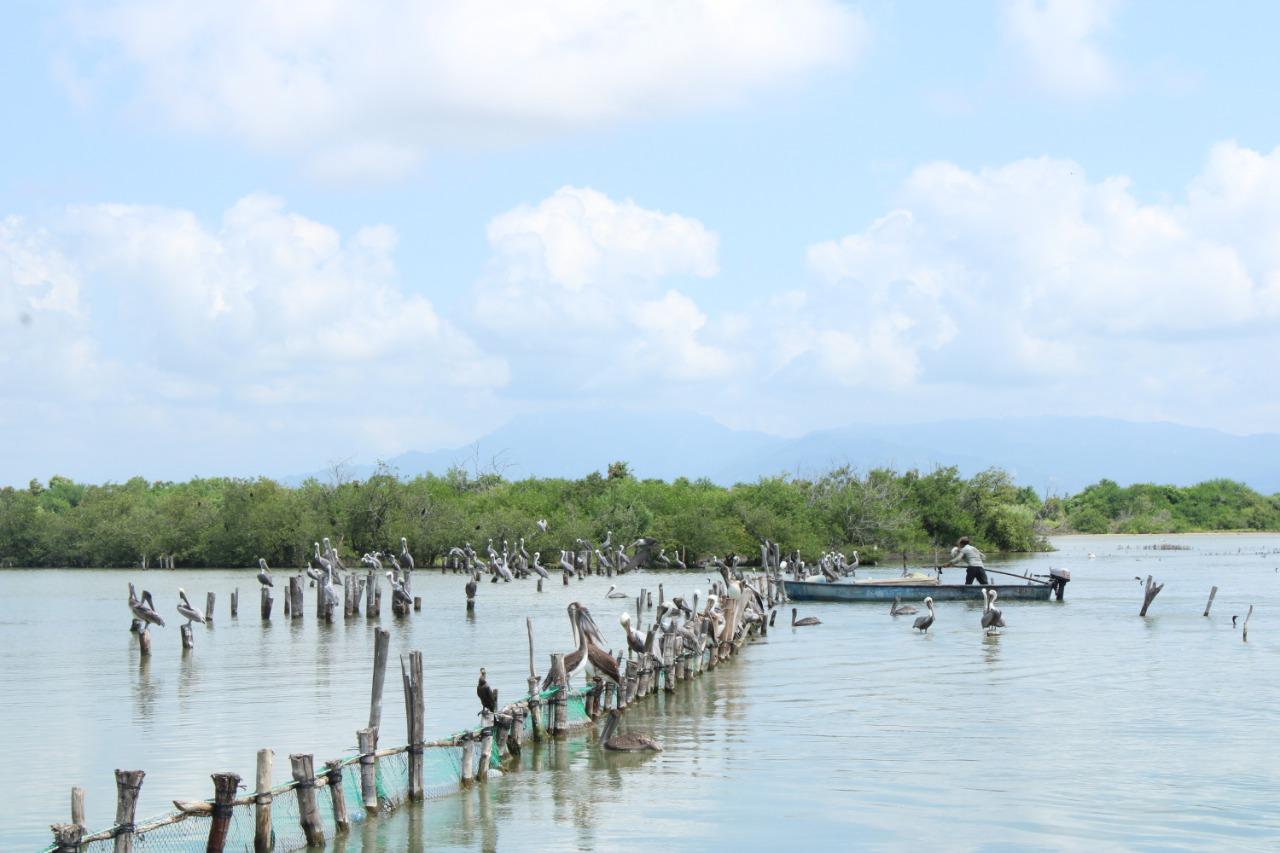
[599,709,661,752]
[465,572,478,601]
[128,583,165,627]
[889,595,917,616]
[1087,552,1096,560]
[605,584,628,599]
[529,552,550,579]
[536,518,549,533]
[656,548,671,567]
[981,589,1006,635]
[176,588,206,626]
[791,608,821,627]
[476,668,497,713]
[913,597,935,633]
[400,537,415,571]
[386,571,412,609]
[256,558,273,588]
[619,613,646,654]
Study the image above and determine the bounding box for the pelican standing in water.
[791,608,821,627]
[913,597,935,633]
[256,558,273,588]
[605,584,628,599]
[598,709,661,752]
[981,589,1006,635]
[176,588,206,626]
[889,595,918,616]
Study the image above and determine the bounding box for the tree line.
[1,464,1275,568]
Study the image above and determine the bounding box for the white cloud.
[0,195,507,477]
[72,0,867,178]
[1002,0,1119,97]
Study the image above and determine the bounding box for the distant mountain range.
[286,413,1280,495]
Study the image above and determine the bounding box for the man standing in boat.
[942,537,990,585]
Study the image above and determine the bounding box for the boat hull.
[783,580,1053,603]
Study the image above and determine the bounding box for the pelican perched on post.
[913,597,935,633]
[605,584,628,599]
[599,710,661,752]
[129,583,165,628]
[791,608,821,627]
[256,558,273,588]
[399,537,415,571]
[889,595,917,616]
[619,612,646,654]
[177,588,206,626]
[386,571,412,609]
[981,589,1006,635]
[529,552,550,579]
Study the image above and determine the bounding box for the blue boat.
[784,569,1068,603]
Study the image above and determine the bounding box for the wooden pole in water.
[356,728,378,814]
[260,586,273,620]
[401,650,425,799]
[206,771,240,853]
[71,786,85,832]
[460,733,475,786]
[290,576,303,618]
[51,824,83,853]
[366,572,376,617]
[181,623,194,650]
[283,582,291,616]
[369,627,390,731]
[112,769,144,853]
[230,588,238,618]
[478,709,494,780]
[1140,575,1164,616]
[205,592,215,625]
[253,749,272,853]
[325,760,350,833]
[1243,605,1253,642]
[1203,586,1218,617]
[289,754,324,847]
[547,653,567,735]
[137,626,151,656]
[413,596,422,611]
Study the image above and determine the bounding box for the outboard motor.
[1048,567,1071,601]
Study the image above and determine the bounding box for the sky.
[3,0,1280,484]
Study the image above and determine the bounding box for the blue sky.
[3,0,1280,484]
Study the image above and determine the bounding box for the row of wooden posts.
[1141,576,1255,640]
[61,573,772,852]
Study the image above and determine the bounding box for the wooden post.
[112,769,144,853]
[289,576,303,618]
[51,824,83,853]
[604,681,616,712]
[365,572,377,617]
[205,592,215,625]
[537,578,543,592]
[526,617,537,686]
[1139,575,1164,616]
[137,626,151,656]
[325,760,350,833]
[181,623,194,650]
[356,728,378,814]
[253,749,272,853]
[1243,604,1253,642]
[230,588,239,617]
[478,709,494,780]
[316,579,324,619]
[460,733,475,786]
[413,596,422,611]
[283,584,291,616]
[289,754,324,847]
[401,650,425,799]
[207,771,240,853]
[374,587,382,614]
[547,653,567,735]
[71,786,86,832]
[528,695,542,741]
[1203,586,1218,617]
[260,586,273,620]
[508,707,524,756]
[343,577,354,617]
[369,628,390,731]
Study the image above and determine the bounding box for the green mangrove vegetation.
[1,465,1276,568]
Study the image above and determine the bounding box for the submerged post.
[356,728,378,814]
[230,588,238,618]
[460,733,475,786]
[547,653,567,735]
[290,576,303,618]
[1243,604,1254,642]
[181,623,194,650]
[478,709,494,781]
[365,571,377,617]
[254,749,273,853]
[1140,575,1164,617]
[1204,586,1218,617]
[401,650,425,799]
[325,760,350,833]
[289,754,324,847]
[207,771,240,853]
[51,824,82,853]
[71,786,86,832]
[369,627,390,731]
[205,592,215,625]
[112,769,144,853]
[260,586,273,620]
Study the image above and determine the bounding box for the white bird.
[400,537,415,571]
[256,558,273,588]
[536,519,549,533]
[176,588,206,626]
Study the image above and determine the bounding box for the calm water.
[3,534,1278,851]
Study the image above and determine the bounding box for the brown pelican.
[619,613,647,654]
[399,537,415,571]
[605,584,628,599]
[981,589,1006,634]
[386,571,411,609]
[465,573,478,601]
[599,710,661,752]
[128,584,165,627]
[529,552,550,579]
[791,608,821,627]
[476,668,497,713]
[550,603,620,688]
[913,597,935,633]
[176,588,206,626]
[889,596,917,616]
[256,558,273,588]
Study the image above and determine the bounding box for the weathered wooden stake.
[290,576,304,618]
[283,584,291,616]
[206,771,240,853]
[289,754,324,847]
[547,653,567,735]
[460,733,475,786]
[356,728,379,813]
[413,596,422,611]
[51,824,82,853]
[369,628,390,730]
[1203,586,1218,617]
[71,786,85,831]
[1139,575,1164,616]
[254,749,273,853]
[260,587,273,620]
[325,760,350,833]
[478,709,494,780]
[181,623,194,650]
[205,592,216,625]
[365,572,377,617]
[1243,604,1253,642]
[537,578,543,592]
[112,769,144,853]
[230,588,239,617]
[137,627,151,656]
[401,650,425,799]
